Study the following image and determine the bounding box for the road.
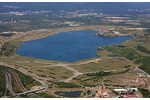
[3,70,47,97]
[8,70,27,92]
[17,84,47,95]
[4,71,17,97]
[121,57,149,77]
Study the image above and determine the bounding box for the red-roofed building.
[122,94,139,98]
[110,93,119,98]
[101,87,107,95]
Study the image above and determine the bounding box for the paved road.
[8,70,27,92]
[3,71,48,97]
[4,71,17,97]
[17,84,47,95]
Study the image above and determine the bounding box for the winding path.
[121,57,150,77]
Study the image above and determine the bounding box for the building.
[121,94,139,98]
[114,89,127,94]
[109,93,119,98]
[101,87,107,95]
[96,93,100,97]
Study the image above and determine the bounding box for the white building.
[114,89,127,94]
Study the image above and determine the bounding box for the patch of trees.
[54,82,80,88]
[19,94,29,98]
[0,68,6,97]
[124,65,130,68]
[139,88,150,98]
[104,46,141,60]
[15,70,41,90]
[86,69,130,77]
[82,76,98,82]
[36,92,56,98]
[137,45,150,54]
[0,33,15,37]
[0,41,19,56]
[139,56,150,74]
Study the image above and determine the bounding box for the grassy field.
[31,66,74,80]
[71,74,103,87]
[69,57,133,73]
[71,69,141,88]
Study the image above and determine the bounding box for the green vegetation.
[6,88,12,96]
[139,56,150,74]
[20,94,30,98]
[86,69,130,77]
[139,88,150,98]
[12,79,22,93]
[54,82,81,88]
[14,70,42,90]
[0,69,6,97]
[58,92,66,96]
[82,77,98,82]
[0,65,41,91]
[37,74,47,78]
[0,41,20,56]
[104,80,112,82]
[36,92,56,98]
[71,58,132,73]
[124,65,130,68]
[0,33,15,37]
[103,46,141,60]
[136,45,150,54]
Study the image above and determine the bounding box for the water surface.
[16,30,133,62]
[108,55,119,57]
[55,91,82,97]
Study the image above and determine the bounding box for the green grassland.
[95,29,150,74]
[70,57,133,73]
[71,69,140,87]
[0,41,21,56]
[31,66,74,80]
[0,54,67,67]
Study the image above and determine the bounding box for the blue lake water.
[55,91,82,98]
[16,30,133,62]
[108,55,119,57]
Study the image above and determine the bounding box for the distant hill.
[0,2,150,14]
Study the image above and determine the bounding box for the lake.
[16,30,133,62]
[55,91,82,98]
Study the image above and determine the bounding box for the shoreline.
[15,30,134,63]
[1,25,135,63]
